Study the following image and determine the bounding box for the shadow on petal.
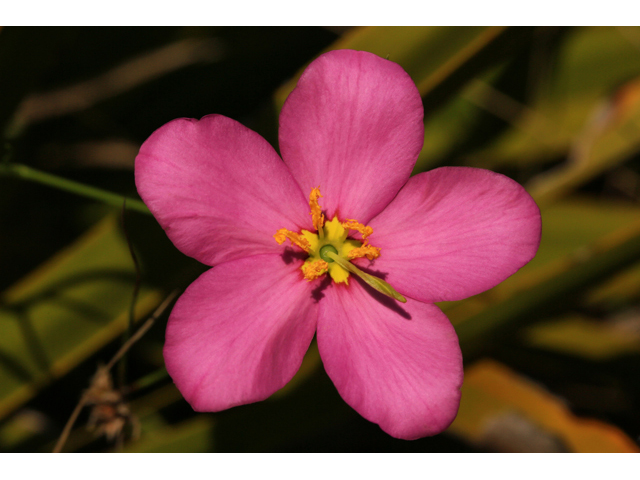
[353,275,412,320]
[311,275,332,303]
[281,247,307,265]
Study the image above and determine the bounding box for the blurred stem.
[105,290,179,372]
[126,367,169,394]
[52,396,89,453]
[0,162,151,215]
[119,201,143,388]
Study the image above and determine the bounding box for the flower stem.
[0,162,151,215]
[326,252,407,303]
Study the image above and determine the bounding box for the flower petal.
[279,49,424,223]
[135,114,310,266]
[317,280,463,440]
[164,254,318,412]
[368,167,542,303]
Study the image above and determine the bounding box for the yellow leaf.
[449,360,639,452]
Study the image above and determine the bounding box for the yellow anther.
[347,244,381,261]
[342,219,373,241]
[274,229,310,252]
[302,259,329,281]
[309,187,325,232]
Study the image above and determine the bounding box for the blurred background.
[1,26,639,453]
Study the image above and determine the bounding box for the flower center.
[274,187,406,303]
[319,244,339,262]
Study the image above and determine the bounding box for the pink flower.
[135,49,541,440]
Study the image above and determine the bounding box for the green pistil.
[325,251,407,303]
[319,244,339,262]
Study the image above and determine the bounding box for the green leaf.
[524,314,640,360]
[548,26,640,101]
[585,260,640,310]
[0,215,162,422]
[125,415,215,453]
[461,28,640,206]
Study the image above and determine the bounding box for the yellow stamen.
[342,219,373,241]
[273,188,405,303]
[347,244,381,261]
[309,187,325,232]
[302,259,329,281]
[274,229,310,252]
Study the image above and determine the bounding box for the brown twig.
[52,396,90,453]
[52,289,179,453]
[106,291,178,372]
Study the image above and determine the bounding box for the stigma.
[274,187,405,303]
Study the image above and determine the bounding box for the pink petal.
[367,167,542,303]
[164,254,318,412]
[317,280,463,440]
[135,114,310,266]
[279,49,424,223]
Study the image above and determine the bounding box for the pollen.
[309,187,325,231]
[302,259,329,281]
[342,219,373,241]
[274,229,310,252]
[348,244,380,261]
